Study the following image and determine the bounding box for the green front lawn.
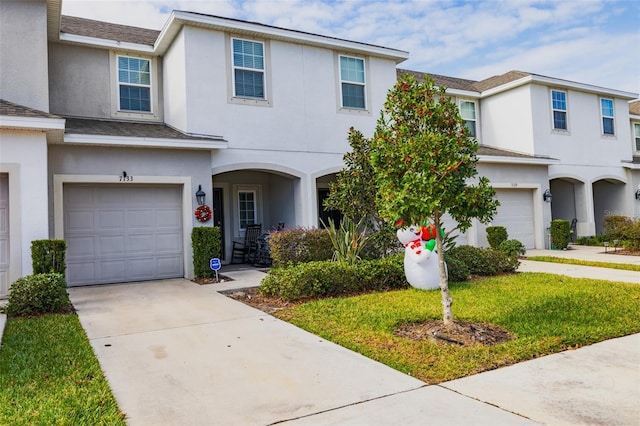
[0,314,125,425]
[277,272,640,384]
[526,255,640,272]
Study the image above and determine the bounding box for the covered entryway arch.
[592,176,626,235]
[212,164,303,263]
[550,176,586,237]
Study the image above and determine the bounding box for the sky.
[62,0,640,95]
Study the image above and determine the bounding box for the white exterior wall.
[480,86,535,155]
[163,28,188,131]
[0,130,50,283]
[0,0,49,111]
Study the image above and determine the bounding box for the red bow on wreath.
[194,205,212,222]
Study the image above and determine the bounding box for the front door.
[213,188,225,258]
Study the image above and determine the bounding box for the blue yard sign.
[210,258,221,271]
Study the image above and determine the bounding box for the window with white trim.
[117,56,151,112]
[634,123,640,151]
[551,90,567,130]
[601,98,615,135]
[238,190,257,230]
[232,38,265,99]
[459,100,477,137]
[339,55,366,109]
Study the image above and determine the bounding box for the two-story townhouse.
[398,70,557,250]
[0,0,65,296]
[42,3,407,287]
[399,69,639,247]
[474,71,637,236]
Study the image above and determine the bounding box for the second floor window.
[340,55,366,109]
[459,100,477,137]
[232,38,265,99]
[601,98,615,135]
[118,56,151,112]
[635,123,640,151]
[551,90,567,130]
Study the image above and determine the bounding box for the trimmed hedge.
[499,239,526,257]
[486,226,508,249]
[191,226,222,278]
[260,254,407,301]
[603,215,632,241]
[447,245,520,276]
[550,219,571,250]
[5,273,71,317]
[31,239,66,275]
[269,228,333,267]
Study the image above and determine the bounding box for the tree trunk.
[434,214,453,326]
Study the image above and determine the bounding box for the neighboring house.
[0,0,638,296]
[399,69,639,245]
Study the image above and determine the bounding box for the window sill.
[601,134,617,140]
[338,107,370,116]
[229,97,271,107]
[113,110,159,121]
[551,129,570,136]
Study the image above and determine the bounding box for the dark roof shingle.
[60,16,160,46]
[0,99,62,119]
[64,117,221,141]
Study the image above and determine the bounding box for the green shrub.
[31,240,66,275]
[444,253,470,282]
[260,254,407,301]
[5,273,71,317]
[603,215,633,241]
[269,228,333,267]
[191,226,222,278]
[486,226,508,249]
[575,235,606,246]
[499,239,526,257]
[324,217,371,265]
[550,219,571,250]
[622,219,640,251]
[447,245,519,276]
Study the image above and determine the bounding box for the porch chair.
[231,224,262,263]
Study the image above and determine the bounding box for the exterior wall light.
[196,185,206,206]
[635,189,640,200]
[543,189,552,203]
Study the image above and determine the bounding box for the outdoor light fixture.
[543,189,552,203]
[635,189,640,200]
[195,185,206,206]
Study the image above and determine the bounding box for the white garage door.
[64,185,184,286]
[479,189,535,249]
[0,174,9,297]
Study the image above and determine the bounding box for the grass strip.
[0,314,125,425]
[526,256,640,272]
[276,272,640,384]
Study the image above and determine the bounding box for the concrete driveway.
[69,278,536,425]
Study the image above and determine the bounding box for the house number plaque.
[119,171,134,182]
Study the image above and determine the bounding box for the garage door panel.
[66,236,95,257]
[65,185,183,286]
[157,209,182,228]
[157,232,182,252]
[66,211,94,232]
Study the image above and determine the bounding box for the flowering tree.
[370,74,499,325]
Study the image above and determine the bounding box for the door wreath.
[194,205,212,222]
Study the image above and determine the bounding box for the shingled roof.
[60,16,160,46]
[64,117,223,141]
[397,69,533,93]
[630,100,640,116]
[0,99,62,119]
[477,145,542,159]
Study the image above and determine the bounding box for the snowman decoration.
[396,223,442,290]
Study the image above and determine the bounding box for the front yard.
[270,272,640,383]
